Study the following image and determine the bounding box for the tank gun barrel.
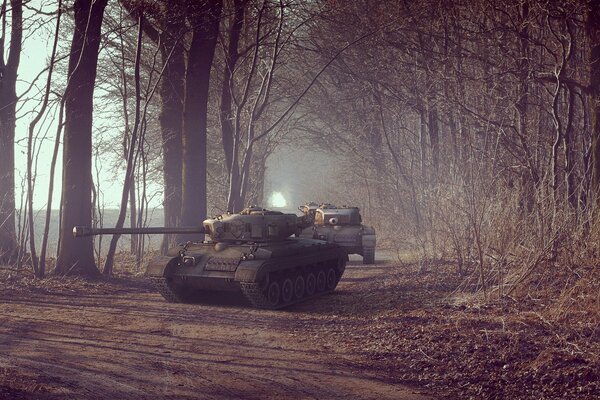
[73,226,205,237]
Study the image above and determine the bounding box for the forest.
[0,0,599,399]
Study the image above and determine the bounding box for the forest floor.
[0,256,598,399]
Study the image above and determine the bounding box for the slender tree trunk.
[27,0,64,276]
[103,12,144,276]
[428,105,439,184]
[222,0,283,212]
[129,184,138,253]
[38,0,63,277]
[179,0,222,242]
[564,87,578,209]
[221,0,245,213]
[0,0,22,263]
[419,104,428,185]
[515,1,540,215]
[563,18,579,211]
[55,0,108,276]
[227,137,242,212]
[120,1,186,252]
[220,0,245,177]
[551,85,563,212]
[238,140,254,207]
[40,103,64,275]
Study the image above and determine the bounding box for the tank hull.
[300,225,376,264]
[146,238,347,309]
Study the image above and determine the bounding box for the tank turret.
[73,206,347,309]
[203,206,314,242]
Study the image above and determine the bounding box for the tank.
[299,203,376,264]
[73,206,347,309]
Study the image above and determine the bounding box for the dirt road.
[0,261,431,400]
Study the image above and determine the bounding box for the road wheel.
[294,275,305,299]
[265,280,281,307]
[316,270,326,292]
[326,268,337,290]
[305,273,316,296]
[281,278,294,303]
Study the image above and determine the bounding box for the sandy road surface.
[0,261,431,400]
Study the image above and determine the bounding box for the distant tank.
[73,206,347,309]
[299,203,376,264]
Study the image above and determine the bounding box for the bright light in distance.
[269,191,287,208]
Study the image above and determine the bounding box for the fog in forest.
[1,1,599,398]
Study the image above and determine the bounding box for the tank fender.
[361,234,376,248]
[166,244,185,257]
[146,256,180,277]
[361,225,376,247]
[234,260,267,282]
[361,225,376,235]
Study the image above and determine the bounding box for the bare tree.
[179,0,222,240]
[102,10,144,276]
[122,0,187,252]
[29,0,62,277]
[589,0,600,203]
[121,0,222,247]
[219,0,287,212]
[0,0,22,263]
[55,0,108,276]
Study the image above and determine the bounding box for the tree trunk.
[564,87,578,209]
[0,0,22,263]
[158,13,186,252]
[179,0,222,241]
[119,1,186,253]
[40,1,66,270]
[247,154,267,206]
[220,0,245,177]
[103,11,144,276]
[238,139,254,207]
[221,0,245,213]
[129,183,138,254]
[515,1,539,214]
[428,105,440,184]
[589,0,600,203]
[419,104,428,184]
[55,0,108,276]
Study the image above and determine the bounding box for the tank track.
[239,282,277,309]
[362,247,375,264]
[239,281,336,310]
[239,263,345,310]
[150,277,187,303]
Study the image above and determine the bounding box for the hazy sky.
[13,1,60,210]
[264,145,337,210]
[13,1,151,211]
[12,1,332,214]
